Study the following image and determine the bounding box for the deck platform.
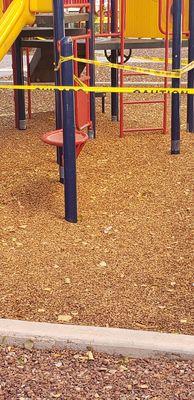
[20,30,188,50]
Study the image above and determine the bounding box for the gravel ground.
[0,346,193,400]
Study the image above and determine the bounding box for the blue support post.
[187,0,194,133]
[53,0,64,129]
[12,38,26,130]
[53,0,64,181]
[88,0,96,138]
[61,37,77,223]
[171,0,182,154]
[111,0,119,121]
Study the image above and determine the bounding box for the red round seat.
[42,129,88,158]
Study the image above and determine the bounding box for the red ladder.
[119,0,170,138]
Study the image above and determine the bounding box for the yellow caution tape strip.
[29,39,190,69]
[58,56,194,79]
[130,56,188,66]
[26,42,191,72]
[97,53,188,65]
[34,37,47,41]
[74,75,88,88]
[0,84,193,95]
[179,63,194,75]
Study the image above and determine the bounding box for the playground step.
[36,13,89,27]
[21,27,86,40]
[21,27,54,38]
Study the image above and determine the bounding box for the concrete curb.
[0,319,194,359]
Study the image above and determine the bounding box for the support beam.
[61,37,77,223]
[171,0,182,154]
[52,0,64,180]
[53,0,64,130]
[12,38,26,130]
[111,0,119,121]
[187,0,194,133]
[88,0,96,138]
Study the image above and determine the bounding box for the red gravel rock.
[0,346,193,400]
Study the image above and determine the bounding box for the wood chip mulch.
[0,66,193,336]
[0,346,193,400]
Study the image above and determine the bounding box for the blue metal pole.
[61,37,77,223]
[53,0,64,180]
[88,0,96,138]
[111,0,119,121]
[171,0,182,154]
[187,0,194,133]
[12,38,26,130]
[53,0,64,130]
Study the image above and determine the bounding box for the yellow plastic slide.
[0,0,3,18]
[0,0,53,62]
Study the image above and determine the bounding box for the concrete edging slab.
[0,318,194,359]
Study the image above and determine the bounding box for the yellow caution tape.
[34,36,47,41]
[74,75,88,88]
[179,62,194,75]
[27,41,191,73]
[95,17,108,24]
[130,56,188,66]
[97,53,188,65]
[58,56,194,79]
[0,84,193,95]
[58,55,179,78]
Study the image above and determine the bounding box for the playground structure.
[0,0,193,223]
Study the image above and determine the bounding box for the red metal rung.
[123,100,165,105]
[123,128,163,133]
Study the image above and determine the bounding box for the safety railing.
[158,0,189,36]
[64,0,90,7]
[94,0,119,38]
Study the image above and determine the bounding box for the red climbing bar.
[64,0,89,6]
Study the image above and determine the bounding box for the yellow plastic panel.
[125,0,189,39]
[30,0,53,12]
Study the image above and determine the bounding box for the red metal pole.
[100,0,103,34]
[26,48,32,119]
[119,0,125,138]
[163,0,171,134]
[107,0,111,34]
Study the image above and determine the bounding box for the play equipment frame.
[187,0,194,132]
[1,0,193,224]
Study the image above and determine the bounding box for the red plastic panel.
[75,90,90,130]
